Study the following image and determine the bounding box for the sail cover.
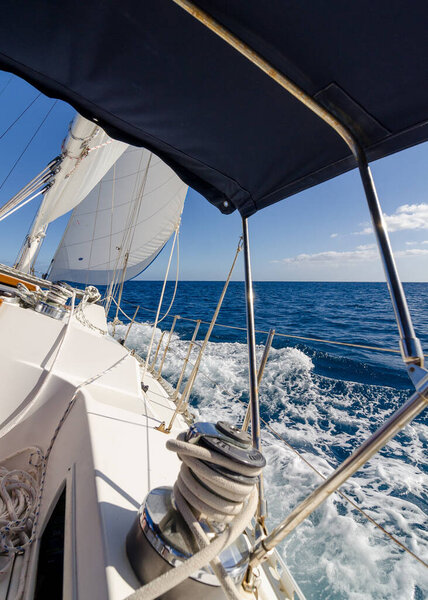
[49,147,186,285]
[1,2,428,217]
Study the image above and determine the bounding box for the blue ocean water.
[111,281,428,600]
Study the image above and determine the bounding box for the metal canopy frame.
[171,0,428,560]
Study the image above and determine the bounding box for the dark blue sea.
[110,281,428,600]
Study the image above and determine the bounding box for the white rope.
[142,225,179,378]
[0,448,41,578]
[75,286,106,335]
[125,432,261,600]
[157,224,180,325]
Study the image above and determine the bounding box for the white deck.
[0,294,300,600]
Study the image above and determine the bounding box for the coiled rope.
[75,286,106,335]
[125,432,261,600]
[0,448,41,578]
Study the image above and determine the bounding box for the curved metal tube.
[171,0,424,369]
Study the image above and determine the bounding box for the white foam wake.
[111,321,428,600]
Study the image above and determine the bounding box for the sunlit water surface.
[108,281,427,600]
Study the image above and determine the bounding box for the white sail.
[49,146,186,285]
[16,115,127,272]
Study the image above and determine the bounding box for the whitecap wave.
[110,320,428,599]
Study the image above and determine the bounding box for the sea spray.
[110,320,428,599]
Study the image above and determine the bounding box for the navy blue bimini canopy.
[1,1,428,217]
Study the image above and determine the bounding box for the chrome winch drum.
[126,421,265,599]
[127,486,250,600]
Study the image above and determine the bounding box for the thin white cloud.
[272,246,428,266]
[356,243,376,250]
[330,233,338,238]
[406,240,428,246]
[355,203,428,235]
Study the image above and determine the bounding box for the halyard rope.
[157,225,180,325]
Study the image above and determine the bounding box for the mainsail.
[49,146,187,285]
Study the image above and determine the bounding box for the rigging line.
[86,175,103,286]
[106,149,147,312]
[0,171,51,218]
[142,226,179,379]
[0,189,44,222]
[161,343,428,569]
[157,222,180,324]
[0,93,41,140]
[114,153,153,322]
[0,75,13,99]
[107,161,116,291]
[0,100,58,193]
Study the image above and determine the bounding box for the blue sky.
[0,71,427,282]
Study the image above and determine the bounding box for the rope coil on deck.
[0,448,43,577]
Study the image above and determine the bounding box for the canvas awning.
[1,1,427,217]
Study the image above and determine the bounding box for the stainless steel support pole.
[356,155,423,366]
[242,328,275,432]
[171,0,424,370]
[242,217,261,451]
[157,315,180,378]
[242,218,266,523]
[250,378,428,565]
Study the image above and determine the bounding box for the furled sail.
[15,115,128,272]
[36,116,128,228]
[49,146,187,285]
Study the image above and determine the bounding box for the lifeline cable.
[118,300,428,358]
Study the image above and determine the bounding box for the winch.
[126,421,265,599]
